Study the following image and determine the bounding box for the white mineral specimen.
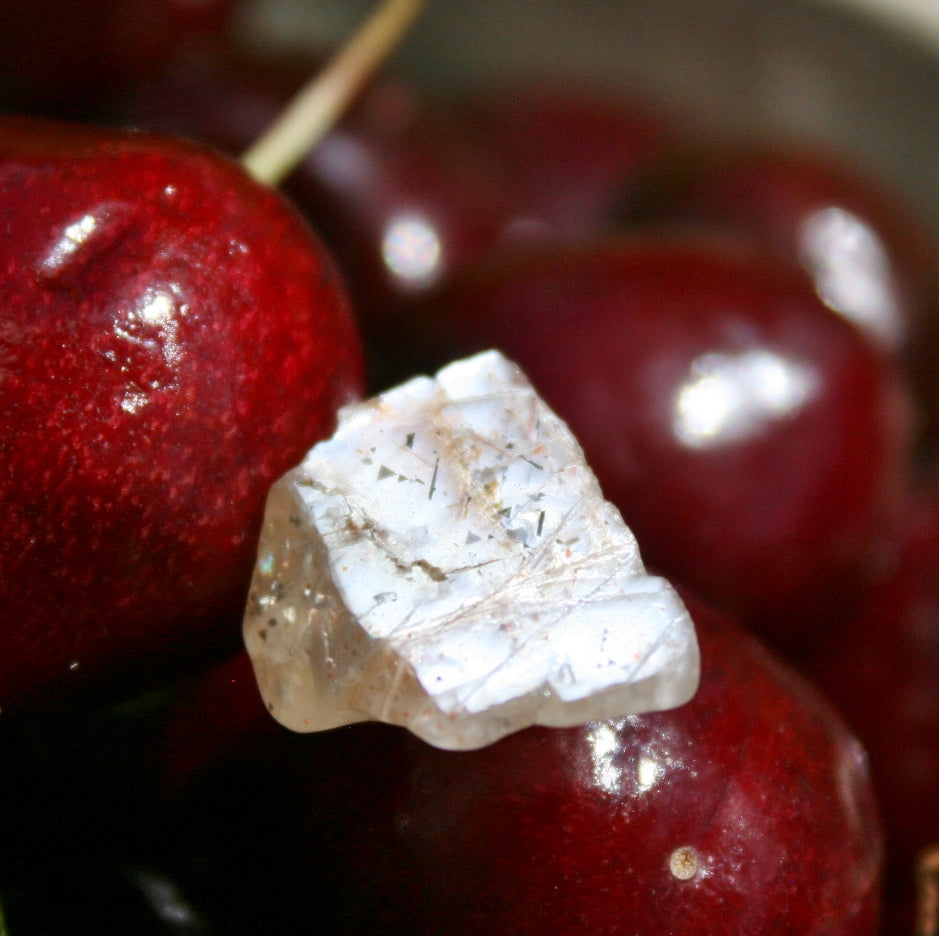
[243,350,699,750]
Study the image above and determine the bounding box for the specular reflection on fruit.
[800,205,903,346]
[672,348,819,449]
[3,1,939,933]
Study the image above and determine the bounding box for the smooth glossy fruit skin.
[625,145,939,352]
[624,144,939,459]
[0,117,364,713]
[157,597,883,935]
[0,0,237,117]
[120,55,518,339]
[797,498,939,926]
[405,238,913,647]
[454,81,674,239]
[121,62,677,393]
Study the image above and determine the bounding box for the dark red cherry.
[0,0,237,117]
[156,597,883,935]
[405,238,912,647]
[0,699,220,933]
[116,48,311,158]
[626,145,939,348]
[157,651,273,797]
[0,117,363,712]
[119,52,518,342]
[796,496,939,921]
[452,81,675,239]
[624,145,939,449]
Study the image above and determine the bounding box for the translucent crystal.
[244,351,699,750]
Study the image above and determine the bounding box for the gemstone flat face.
[243,350,699,750]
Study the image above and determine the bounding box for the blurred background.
[226,0,939,236]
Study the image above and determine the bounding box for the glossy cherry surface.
[0,117,364,712]
[454,81,674,239]
[626,145,939,353]
[798,497,939,919]
[406,238,912,645]
[626,145,939,458]
[0,0,237,117]
[158,598,883,935]
[121,54,518,343]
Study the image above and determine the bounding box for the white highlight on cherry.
[382,213,443,285]
[800,206,903,348]
[673,349,819,449]
[43,213,99,273]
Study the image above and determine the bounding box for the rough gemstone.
[243,350,699,750]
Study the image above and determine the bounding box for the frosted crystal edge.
[243,350,700,750]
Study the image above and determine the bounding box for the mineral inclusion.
[243,350,699,750]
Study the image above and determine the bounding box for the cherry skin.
[795,496,939,924]
[453,80,675,239]
[119,60,675,387]
[0,0,237,118]
[151,597,883,935]
[119,53,518,344]
[625,145,939,351]
[0,116,364,713]
[404,238,913,648]
[624,144,939,453]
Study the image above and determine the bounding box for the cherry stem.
[917,845,939,936]
[241,0,427,187]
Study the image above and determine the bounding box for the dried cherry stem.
[916,845,939,936]
[242,0,426,186]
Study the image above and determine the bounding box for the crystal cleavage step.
[243,350,699,750]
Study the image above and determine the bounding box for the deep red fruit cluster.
[0,0,237,116]
[0,118,363,711]
[2,4,938,935]
[407,239,912,643]
[156,599,881,935]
